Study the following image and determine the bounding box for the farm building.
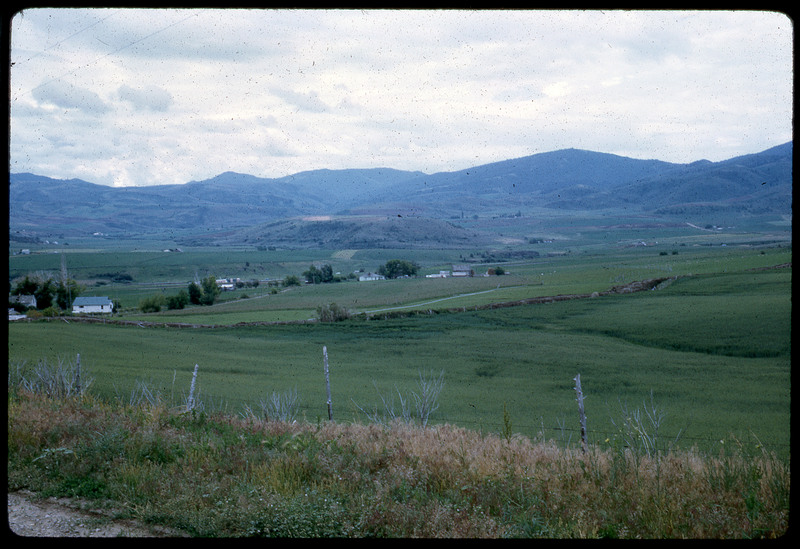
[72,296,114,314]
[216,277,240,291]
[8,309,27,321]
[358,272,386,282]
[451,264,474,277]
[10,294,37,309]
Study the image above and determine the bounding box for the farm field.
[7,243,792,460]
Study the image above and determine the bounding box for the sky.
[9,8,794,188]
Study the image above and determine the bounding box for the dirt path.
[7,491,183,538]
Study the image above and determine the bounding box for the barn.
[72,296,114,314]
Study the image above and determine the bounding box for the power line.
[15,9,205,99]
[13,8,121,67]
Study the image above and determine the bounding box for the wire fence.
[15,355,786,454]
[162,386,790,453]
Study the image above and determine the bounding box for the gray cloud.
[117,84,173,111]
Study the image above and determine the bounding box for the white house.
[358,272,386,282]
[72,296,114,314]
[10,295,37,309]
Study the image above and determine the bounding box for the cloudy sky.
[9,8,793,188]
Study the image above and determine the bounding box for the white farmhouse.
[72,296,114,314]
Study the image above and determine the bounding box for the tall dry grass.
[7,386,789,538]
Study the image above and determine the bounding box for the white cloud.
[31,79,110,113]
[9,8,793,187]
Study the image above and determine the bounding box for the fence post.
[574,374,588,453]
[188,364,199,411]
[75,353,81,396]
[323,346,333,420]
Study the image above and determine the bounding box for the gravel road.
[7,491,183,538]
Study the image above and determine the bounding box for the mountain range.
[9,142,792,248]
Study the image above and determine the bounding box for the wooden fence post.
[75,353,81,396]
[323,346,333,420]
[188,364,199,411]
[574,374,588,453]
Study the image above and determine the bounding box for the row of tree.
[377,259,419,279]
[9,274,84,312]
[142,275,221,312]
[300,259,421,285]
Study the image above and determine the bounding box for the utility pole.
[61,252,71,309]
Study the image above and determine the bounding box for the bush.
[316,302,351,322]
[139,294,166,313]
[166,290,189,310]
[283,275,301,287]
[40,306,62,317]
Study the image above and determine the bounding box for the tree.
[55,279,83,310]
[303,264,336,284]
[378,259,419,279]
[167,289,189,310]
[12,275,38,296]
[200,275,220,306]
[188,282,203,305]
[304,265,322,284]
[283,275,301,287]
[33,278,56,310]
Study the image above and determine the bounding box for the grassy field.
[7,244,792,460]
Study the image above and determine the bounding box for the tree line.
[300,259,420,285]
[9,274,85,314]
[140,275,222,313]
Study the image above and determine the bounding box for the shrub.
[166,290,189,310]
[316,302,351,322]
[139,294,166,313]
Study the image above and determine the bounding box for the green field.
[7,242,792,459]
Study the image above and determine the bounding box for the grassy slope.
[8,390,790,538]
[7,253,791,458]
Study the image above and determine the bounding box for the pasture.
[7,242,792,459]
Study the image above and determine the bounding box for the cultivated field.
[8,235,792,460]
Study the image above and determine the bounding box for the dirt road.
[7,491,182,538]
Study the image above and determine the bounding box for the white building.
[358,272,386,282]
[72,296,114,314]
[216,278,240,291]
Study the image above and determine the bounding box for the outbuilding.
[72,296,114,314]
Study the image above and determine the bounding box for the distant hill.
[182,215,494,249]
[9,142,792,246]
